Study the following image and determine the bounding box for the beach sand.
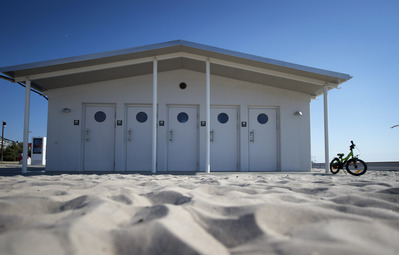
[0,171,398,255]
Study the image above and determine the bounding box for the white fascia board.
[208,57,327,86]
[3,40,351,83]
[179,40,352,81]
[13,52,190,82]
[14,51,330,86]
[14,56,157,82]
[179,52,328,86]
[168,51,342,87]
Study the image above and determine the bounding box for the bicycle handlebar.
[350,140,355,150]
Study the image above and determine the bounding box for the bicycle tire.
[346,158,367,176]
[330,158,340,174]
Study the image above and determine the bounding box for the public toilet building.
[0,40,351,173]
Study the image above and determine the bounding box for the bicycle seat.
[337,153,344,157]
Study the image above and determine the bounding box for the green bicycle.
[330,141,367,176]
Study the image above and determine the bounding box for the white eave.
[0,40,352,97]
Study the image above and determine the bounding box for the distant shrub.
[3,142,23,161]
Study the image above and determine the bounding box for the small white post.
[152,58,158,174]
[323,85,329,174]
[22,79,31,174]
[206,59,211,173]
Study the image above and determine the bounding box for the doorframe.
[247,106,281,172]
[124,104,152,171]
[166,104,200,171]
[211,105,240,171]
[81,103,116,171]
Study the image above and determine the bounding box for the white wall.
[46,69,311,171]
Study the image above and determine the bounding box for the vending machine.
[31,137,46,165]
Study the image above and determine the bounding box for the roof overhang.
[0,40,352,97]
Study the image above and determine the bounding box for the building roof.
[0,40,351,97]
[0,137,16,148]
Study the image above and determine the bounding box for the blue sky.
[0,0,398,162]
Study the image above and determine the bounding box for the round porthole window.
[94,111,106,123]
[177,112,189,123]
[136,112,148,123]
[257,113,269,124]
[217,113,229,124]
[179,82,187,90]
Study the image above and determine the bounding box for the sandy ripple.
[0,172,398,255]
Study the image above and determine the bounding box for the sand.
[0,171,398,255]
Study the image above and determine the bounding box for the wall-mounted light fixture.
[61,108,71,113]
[294,111,303,116]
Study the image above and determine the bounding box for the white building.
[0,137,14,149]
[0,40,351,172]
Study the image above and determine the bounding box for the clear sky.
[0,0,398,162]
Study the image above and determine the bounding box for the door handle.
[250,130,255,143]
[127,128,132,142]
[169,129,174,142]
[210,129,214,143]
[85,129,89,142]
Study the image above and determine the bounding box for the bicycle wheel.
[330,158,340,174]
[346,158,367,176]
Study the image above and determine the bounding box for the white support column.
[323,86,330,174]
[206,59,211,173]
[22,79,31,174]
[152,58,158,174]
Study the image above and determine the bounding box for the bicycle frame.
[337,149,355,163]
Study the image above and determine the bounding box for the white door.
[211,107,239,171]
[248,108,278,171]
[126,105,152,171]
[83,105,115,171]
[167,106,198,171]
